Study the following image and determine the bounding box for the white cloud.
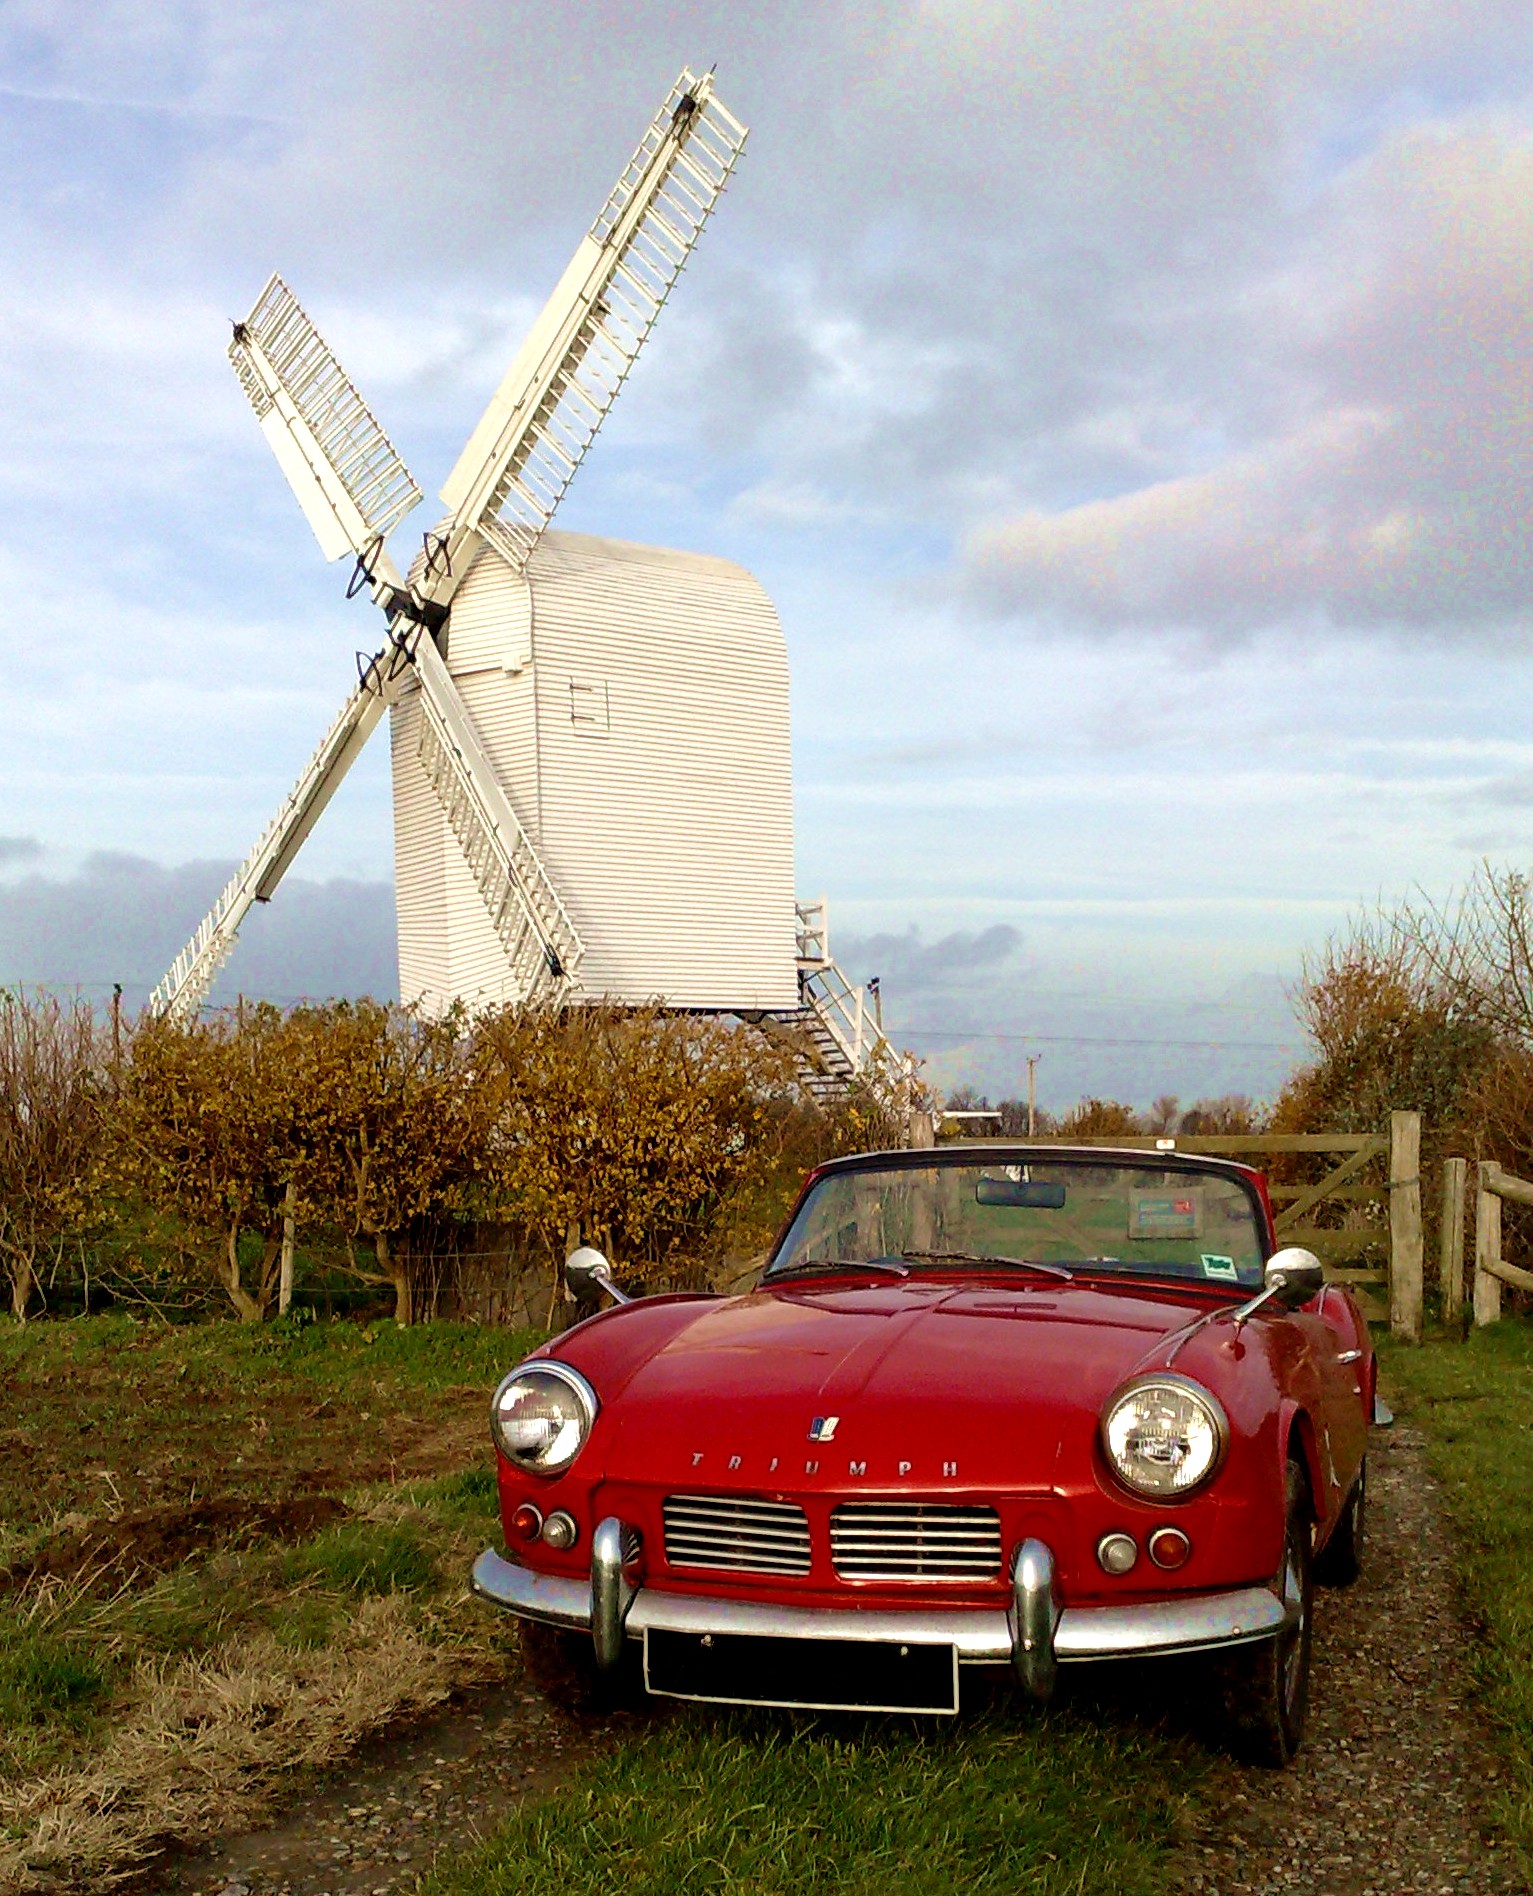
[965,118,1533,636]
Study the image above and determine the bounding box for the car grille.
[662,1494,812,1577]
[829,1503,1003,1580]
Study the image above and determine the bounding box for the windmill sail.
[409,636,585,999]
[230,276,422,564]
[149,667,393,1020]
[437,68,747,579]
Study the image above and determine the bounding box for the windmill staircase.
[771,901,918,1113]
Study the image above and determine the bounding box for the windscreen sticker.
[1200,1254,1240,1282]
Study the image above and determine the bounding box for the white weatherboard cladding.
[531,532,796,1008]
[391,529,797,1013]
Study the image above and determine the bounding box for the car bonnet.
[578,1278,1213,1491]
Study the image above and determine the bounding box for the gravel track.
[1182,1419,1528,1896]
[145,1417,1526,1896]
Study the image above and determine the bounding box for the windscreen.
[770,1159,1265,1289]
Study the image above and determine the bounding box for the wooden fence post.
[277,1179,297,1318]
[1440,1157,1467,1339]
[907,1110,935,1150]
[1474,1162,1503,1329]
[1389,1110,1423,1343]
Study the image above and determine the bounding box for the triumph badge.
[808,1415,839,1442]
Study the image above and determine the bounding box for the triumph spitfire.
[472,1144,1376,1764]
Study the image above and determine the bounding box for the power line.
[885,986,1292,1018]
[900,1027,1301,1052]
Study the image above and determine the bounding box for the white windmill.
[150,69,903,1102]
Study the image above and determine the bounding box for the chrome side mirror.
[564,1246,631,1308]
[1263,1246,1325,1309]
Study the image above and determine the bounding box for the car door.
[1298,1286,1370,1520]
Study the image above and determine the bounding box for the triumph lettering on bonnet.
[685,1452,957,1479]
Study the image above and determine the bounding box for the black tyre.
[1219,1458,1313,1767]
[1314,1455,1365,1588]
[517,1618,646,1716]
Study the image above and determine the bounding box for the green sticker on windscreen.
[1201,1254,1239,1282]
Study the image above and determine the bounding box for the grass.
[0,1480,493,1782]
[418,1704,1201,1896]
[283,1519,438,1595]
[1385,1319,1533,1856]
[0,1628,108,1729]
[0,1314,540,1892]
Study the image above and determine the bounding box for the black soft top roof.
[811,1142,1264,1182]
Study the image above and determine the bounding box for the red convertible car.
[472,1145,1377,1764]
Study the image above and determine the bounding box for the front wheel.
[1219,1459,1313,1766]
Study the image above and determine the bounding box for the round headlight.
[1101,1375,1227,1499]
[490,1362,598,1476]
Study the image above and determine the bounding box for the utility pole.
[1027,1054,1040,1137]
[110,983,122,1079]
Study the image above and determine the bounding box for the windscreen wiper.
[767,1256,911,1282]
[899,1250,1075,1281]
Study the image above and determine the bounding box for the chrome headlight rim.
[1099,1371,1229,1502]
[490,1359,599,1478]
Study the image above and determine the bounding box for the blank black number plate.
[643,1629,959,1714]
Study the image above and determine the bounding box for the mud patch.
[2,1497,350,1593]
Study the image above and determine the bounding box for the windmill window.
[569,679,611,737]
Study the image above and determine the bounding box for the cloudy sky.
[5,0,1533,1110]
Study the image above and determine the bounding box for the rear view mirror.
[564,1247,631,1308]
[1264,1247,1324,1308]
[975,1178,1067,1210]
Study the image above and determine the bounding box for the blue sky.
[5,1,1533,1111]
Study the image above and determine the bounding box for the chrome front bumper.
[473,1523,1290,1703]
